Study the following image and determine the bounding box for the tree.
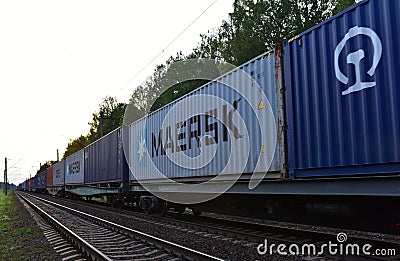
[35,161,56,174]
[63,135,90,158]
[87,96,126,141]
[192,0,355,65]
[124,52,221,124]
[125,0,356,120]
[333,0,355,14]
[63,97,126,158]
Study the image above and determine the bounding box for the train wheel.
[191,207,203,216]
[174,205,186,214]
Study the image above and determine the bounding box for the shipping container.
[28,178,32,189]
[32,175,37,189]
[53,160,65,186]
[46,166,54,187]
[37,170,46,189]
[85,128,128,184]
[65,150,85,185]
[284,0,400,178]
[127,51,282,182]
[21,180,27,190]
[32,170,46,189]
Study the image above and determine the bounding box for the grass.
[0,192,60,260]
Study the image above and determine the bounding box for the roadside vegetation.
[0,192,59,260]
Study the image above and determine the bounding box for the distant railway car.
[46,165,53,193]
[27,178,32,191]
[36,170,47,193]
[65,150,85,186]
[48,161,65,195]
[17,181,26,191]
[58,128,128,202]
[31,175,37,192]
[53,161,65,186]
[84,128,128,186]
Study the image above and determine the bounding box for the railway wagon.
[125,0,400,227]
[63,128,129,203]
[27,178,32,191]
[65,150,85,187]
[46,165,53,193]
[32,170,47,193]
[17,180,28,191]
[126,47,282,213]
[84,128,128,185]
[31,174,37,192]
[46,161,65,195]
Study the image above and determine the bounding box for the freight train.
[18,0,400,232]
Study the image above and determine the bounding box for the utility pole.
[57,149,59,162]
[4,157,7,195]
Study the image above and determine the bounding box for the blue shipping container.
[128,52,281,182]
[53,160,65,186]
[284,0,400,178]
[32,175,37,189]
[84,128,128,184]
[37,170,46,189]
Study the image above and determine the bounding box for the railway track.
[17,192,222,261]
[24,193,400,260]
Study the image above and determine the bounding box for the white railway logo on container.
[334,26,382,95]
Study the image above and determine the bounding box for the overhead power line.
[117,0,219,95]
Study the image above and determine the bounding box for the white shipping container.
[53,160,65,186]
[65,150,84,185]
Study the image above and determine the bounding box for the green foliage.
[63,135,90,158]
[34,160,56,175]
[63,96,126,158]
[88,96,127,141]
[333,0,356,14]
[124,53,221,125]
[124,0,356,125]
[192,0,355,65]
[0,192,59,260]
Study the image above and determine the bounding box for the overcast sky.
[0,0,234,185]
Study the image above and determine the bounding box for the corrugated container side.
[53,160,65,186]
[85,128,127,183]
[65,150,84,185]
[32,176,37,189]
[46,166,54,187]
[129,52,281,181]
[37,170,46,188]
[284,0,400,178]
